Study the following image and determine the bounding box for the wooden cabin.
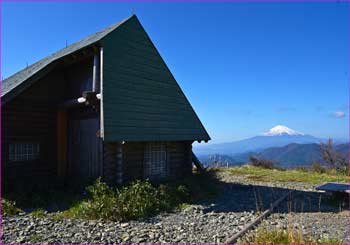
[1,15,210,186]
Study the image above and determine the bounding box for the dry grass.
[241,189,345,244]
[249,227,342,244]
[228,165,349,184]
[250,211,342,244]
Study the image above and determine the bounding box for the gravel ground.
[218,170,350,244]
[2,208,257,244]
[2,169,349,244]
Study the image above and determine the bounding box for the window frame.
[8,142,40,162]
[143,142,168,180]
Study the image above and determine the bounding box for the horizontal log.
[224,190,293,244]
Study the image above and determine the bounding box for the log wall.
[103,141,193,184]
[1,69,65,184]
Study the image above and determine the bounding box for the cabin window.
[9,143,40,162]
[143,142,168,179]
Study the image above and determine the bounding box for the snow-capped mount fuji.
[260,125,304,136]
[194,125,321,155]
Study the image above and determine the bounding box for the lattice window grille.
[144,142,168,179]
[9,143,40,162]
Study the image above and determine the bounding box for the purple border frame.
[0,1,349,245]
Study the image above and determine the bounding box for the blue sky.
[2,2,349,143]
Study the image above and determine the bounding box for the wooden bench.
[316,182,350,200]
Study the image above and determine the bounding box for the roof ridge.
[3,15,134,82]
[1,15,135,99]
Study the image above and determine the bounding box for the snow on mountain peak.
[261,125,304,136]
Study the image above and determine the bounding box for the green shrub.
[55,171,219,221]
[30,209,46,218]
[157,184,190,211]
[61,178,118,220]
[57,177,196,221]
[178,169,219,201]
[115,180,159,220]
[249,156,276,169]
[310,162,327,174]
[295,166,308,172]
[2,198,21,215]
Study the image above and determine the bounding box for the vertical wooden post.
[57,109,67,177]
[103,142,115,185]
[103,141,123,185]
[188,141,193,174]
[116,142,123,185]
[168,142,172,178]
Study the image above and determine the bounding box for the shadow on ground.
[201,179,349,214]
[3,171,349,215]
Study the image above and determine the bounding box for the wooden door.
[68,117,102,179]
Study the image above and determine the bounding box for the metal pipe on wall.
[92,54,98,92]
[99,47,104,139]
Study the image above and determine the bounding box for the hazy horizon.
[194,124,348,146]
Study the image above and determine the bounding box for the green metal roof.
[1,15,132,102]
[101,16,210,142]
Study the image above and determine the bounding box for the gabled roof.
[2,15,211,142]
[1,15,133,100]
[101,15,211,142]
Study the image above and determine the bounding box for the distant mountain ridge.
[198,143,349,169]
[195,125,321,155]
[194,125,348,168]
[250,143,322,168]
